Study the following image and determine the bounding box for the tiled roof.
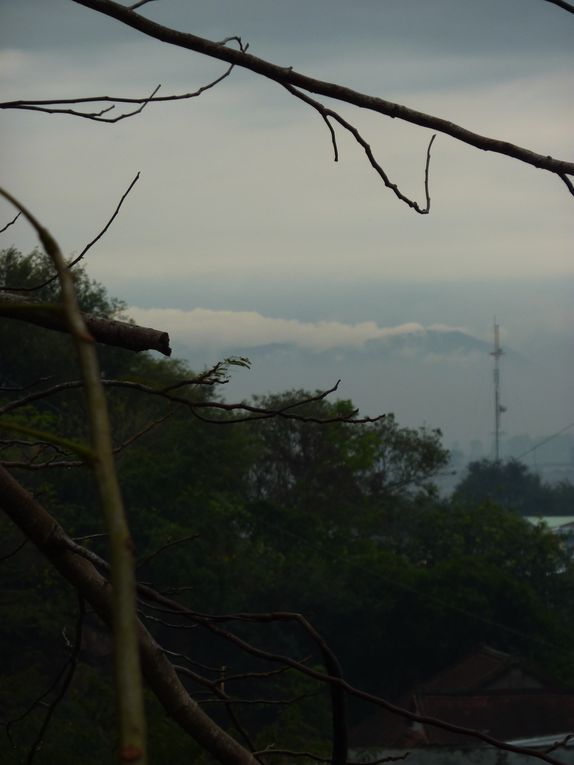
[350,690,574,749]
[418,646,513,692]
[349,647,573,749]
[416,690,574,746]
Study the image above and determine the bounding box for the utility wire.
[516,421,574,461]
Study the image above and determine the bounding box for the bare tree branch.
[1,376,383,426]
[160,648,224,676]
[283,83,435,214]
[0,377,52,392]
[4,650,72,747]
[0,537,27,562]
[543,0,574,14]
[172,664,260,757]
[26,598,85,765]
[129,0,158,10]
[34,520,569,765]
[1,409,173,470]
[136,533,200,570]
[560,173,574,196]
[134,596,568,765]
[197,692,319,707]
[0,464,260,765]
[0,212,21,234]
[0,293,172,356]
[0,187,148,763]
[1,174,141,293]
[68,0,574,195]
[545,734,574,754]
[0,63,235,122]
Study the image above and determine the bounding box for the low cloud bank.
[127,306,465,352]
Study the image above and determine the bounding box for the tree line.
[2,248,573,763]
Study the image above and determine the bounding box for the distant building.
[525,515,574,553]
[350,646,574,764]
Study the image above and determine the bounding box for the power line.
[516,421,574,462]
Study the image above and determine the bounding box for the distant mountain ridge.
[364,328,491,356]
[180,327,495,365]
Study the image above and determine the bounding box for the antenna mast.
[490,320,506,462]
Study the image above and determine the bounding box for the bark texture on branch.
[71,0,574,181]
[0,292,171,356]
[0,464,258,765]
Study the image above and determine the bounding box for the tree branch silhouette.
[65,0,573,202]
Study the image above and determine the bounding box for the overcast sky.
[1,0,573,452]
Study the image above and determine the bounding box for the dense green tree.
[244,391,448,532]
[454,458,574,516]
[3,250,574,760]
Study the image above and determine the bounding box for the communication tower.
[490,320,506,462]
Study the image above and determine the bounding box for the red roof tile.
[416,691,574,746]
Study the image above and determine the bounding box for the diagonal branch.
[1,174,141,293]
[543,0,574,13]
[0,463,260,765]
[0,187,147,763]
[0,212,21,234]
[69,0,574,192]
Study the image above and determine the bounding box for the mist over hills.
[172,324,530,449]
[185,325,495,365]
[127,296,572,456]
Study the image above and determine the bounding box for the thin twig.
[4,662,71,747]
[136,534,200,570]
[26,598,85,764]
[0,377,52,392]
[1,377,383,426]
[173,664,260,757]
[0,538,28,562]
[129,0,158,9]
[544,733,574,753]
[199,691,318,706]
[0,65,234,122]
[73,532,108,543]
[219,662,308,684]
[0,212,21,234]
[161,648,223,675]
[159,359,247,392]
[1,408,173,470]
[283,83,436,213]
[4,173,141,293]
